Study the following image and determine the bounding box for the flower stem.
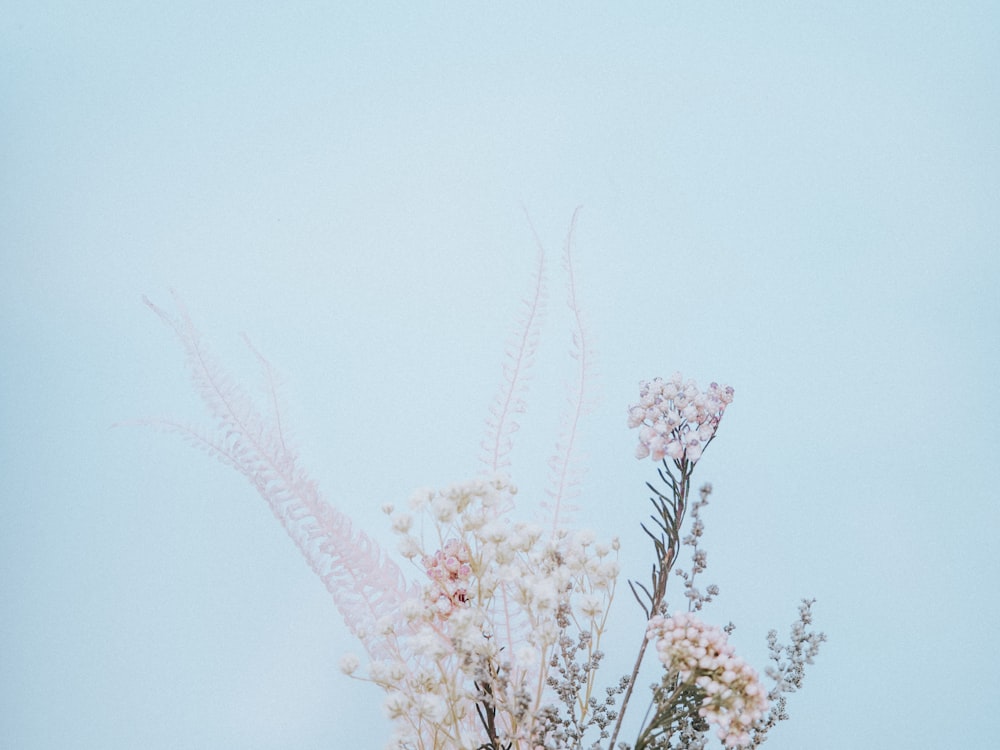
[607,461,690,749]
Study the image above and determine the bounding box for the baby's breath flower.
[579,594,603,619]
[400,597,423,621]
[396,534,421,559]
[390,512,412,534]
[368,659,393,683]
[415,692,448,723]
[431,494,457,523]
[388,661,407,681]
[596,559,621,584]
[408,488,434,510]
[338,653,360,675]
[382,691,409,720]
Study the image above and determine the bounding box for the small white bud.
[338,653,360,675]
[391,513,413,534]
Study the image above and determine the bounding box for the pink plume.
[143,291,415,659]
[479,213,548,480]
[544,208,597,535]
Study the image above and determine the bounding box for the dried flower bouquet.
[145,217,824,750]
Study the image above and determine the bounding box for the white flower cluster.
[359,476,621,750]
[628,373,734,463]
[647,612,768,748]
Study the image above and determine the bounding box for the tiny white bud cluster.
[628,373,734,462]
[647,612,768,748]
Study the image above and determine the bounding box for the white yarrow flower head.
[648,612,769,747]
[628,374,734,464]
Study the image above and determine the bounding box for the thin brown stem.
[607,461,690,749]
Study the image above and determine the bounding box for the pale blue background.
[2,3,998,749]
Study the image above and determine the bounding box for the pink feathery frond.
[544,208,597,535]
[143,291,415,659]
[479,214,548,478]
[240,332,289,456]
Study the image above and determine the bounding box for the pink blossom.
[648,612,767,748]
[423,540,474,617]
[627,374,733,464]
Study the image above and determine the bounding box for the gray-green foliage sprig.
[632,672,709,750]
[612,460,824,750]
[747,600,827,749]
[607,458,695,750]
[675,484,720,613]
[537,602,629,750]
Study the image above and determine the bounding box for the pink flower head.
[648,612,767,747]
[423,539,473,617]
[627,374,733,464]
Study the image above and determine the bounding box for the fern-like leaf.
[544,208,597,535]
[143,291,415,659]
[479,213,548,480]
